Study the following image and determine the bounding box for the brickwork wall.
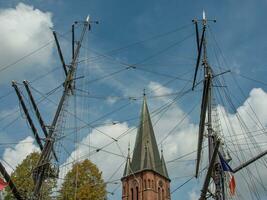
[122,170,171,200]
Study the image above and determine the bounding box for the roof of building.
[122,96,169,179]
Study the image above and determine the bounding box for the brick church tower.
[121,96,171,200]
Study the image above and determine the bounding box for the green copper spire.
[123,95,169,179]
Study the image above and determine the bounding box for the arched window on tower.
[131,188,134,200]
[158,187,161,200]
[136,187,139,200]
[148,179,151,188]
[123,186,126,195]
[162,189,164,200]
[144,179,146,189]
[152,180,154,189]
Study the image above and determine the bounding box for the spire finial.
[143,88,146,97]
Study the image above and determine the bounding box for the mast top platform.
[192,11,216,26]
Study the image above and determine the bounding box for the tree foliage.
[58,159,106,200]
[4,152,55,200]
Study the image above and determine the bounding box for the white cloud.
[148,81,172,98]
[58,122,136,191]
[188,189,199,200]
[147,81,197,157]
[238,88,267,124]
[216,88,267,198]
[0,3,54,82]
[217,88,267,160]
[2,136,39,174]
[106,96,118,105]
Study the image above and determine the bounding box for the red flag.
[229,173,236,196]
[0,178,8,191]
[219,153,236,196]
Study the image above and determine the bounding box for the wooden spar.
[194,19,209,178]
[0,161,23,200]
[192,24,205,90]
[199,140,220,200]
[22,80,58,162]
[72,24,75,60]
[12,81,44,151]
[233,149,267,173]
[52,31,68,76]
[193,19,200,52]
[195,76,210,177]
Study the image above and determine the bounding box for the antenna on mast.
[86,15,90,22]
[202,10,206,20]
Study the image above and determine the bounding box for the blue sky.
[0,0,267,199]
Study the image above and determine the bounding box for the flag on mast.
[0,178,8,191]
[219,153,236,196]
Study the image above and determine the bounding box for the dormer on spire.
[123,142,132,177]
[160,148,169,178]
[143,142,153,169]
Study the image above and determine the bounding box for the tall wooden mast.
[32,16,96,199]
[193,12,225,200]
[193,11,267,200]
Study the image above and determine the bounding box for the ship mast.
[193,12,225,200]
[201,12,224,200]
[31,16,97,199]
[193,11,267,200]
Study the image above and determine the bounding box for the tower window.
[144,179,146,189]
[162,189,164,200]
[148,179,151,188]
[158,187,161,200]
[131,188,133,200]
[136,186,139,200]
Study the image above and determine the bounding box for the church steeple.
[121,95,171,200]
[129,95,169,179]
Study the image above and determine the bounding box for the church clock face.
[159,180,163,187]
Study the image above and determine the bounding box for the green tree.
[58,159,106,200]
[4,152,55,200]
